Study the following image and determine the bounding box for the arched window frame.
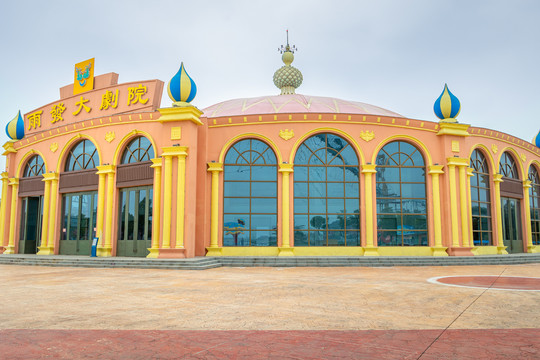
[470,149,493,246]
[64,140,99,172]
[23,155,45,177]
[528,165,540,245]
[499,152,519,179]
[222,138,278,247]
[375,140,428,246]
[121,136,155,164]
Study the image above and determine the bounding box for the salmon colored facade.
[2,52,540,258]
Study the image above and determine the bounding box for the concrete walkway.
[1,264,539,359]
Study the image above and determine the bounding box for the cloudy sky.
[0,0,539,171]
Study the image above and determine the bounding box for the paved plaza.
[0,263,539,359]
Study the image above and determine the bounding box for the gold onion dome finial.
[273,30,303,95]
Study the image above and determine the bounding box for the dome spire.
[273,30,303,95]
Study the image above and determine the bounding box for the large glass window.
[59,191,98,255]
[470,149,492,246]
[376,141,427,246]
[500,152,519,179]
[23,155,45,177]
[529,166,540,245]
[65,140,99,171]
[223,139,278,246]
[121,136,154,164]
[293,133,360,246]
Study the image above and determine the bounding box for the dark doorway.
[501,197,524,253]
[18,196,43,254]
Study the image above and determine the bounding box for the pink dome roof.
[202,94,404,118]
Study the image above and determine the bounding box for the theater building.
[1,46,540,259]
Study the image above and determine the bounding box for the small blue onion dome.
[434,84,461,121]
[167,62,197,104]
[6,110,24,140]
[533,130,540,148]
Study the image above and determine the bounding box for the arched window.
[293,133,360,246]
[529,166,540,245]
[23,155,45,177]
[470,149,492,246]
[376,141,427,246]
[64,140,99,171]
[499,152,519,179]
[121,136,154,164]
[223,139,278,246]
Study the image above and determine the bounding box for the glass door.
[60,192,97,255]
[501,197,523,253]
[117,186,152,257]
[18,196,43,254]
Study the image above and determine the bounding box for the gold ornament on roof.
[273,30,303,95]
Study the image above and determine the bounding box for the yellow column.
[466,167,474,247]
[95,166,108,242]
[458,163,470,248]
[446,160,460,248]
[428,165,447,256]
[4,178,19,254]
[0,172,10,249]
[37,176,52,255]
[523,180,538,253]
[278,163,294,256]
[161,154,173,249]
[97,165,115,257]
[206,162,223,256]
[493,173,508,254]
[361,164,379,256]
[175,147,188,249]
[46,174,59,251]
[147,158,162,258]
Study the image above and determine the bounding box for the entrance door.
[501,197,523,253]
[117,186,152,257]
[60,192,97,255]
[18,196,43,254]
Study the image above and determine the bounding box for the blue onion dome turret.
[5,110,24,140]
[533,131,540,148]
[273,31,303,95]
[167,62,197,106]
[434,84,461,122]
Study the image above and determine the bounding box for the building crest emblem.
[279,129,294,140]
[360,130,375,142]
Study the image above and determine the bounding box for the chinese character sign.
[27,111,43,130]
[50,103,66,124]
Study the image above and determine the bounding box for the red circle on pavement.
[431,276,540,291]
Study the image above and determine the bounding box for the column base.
[37,246,55,255]
[527,245,540,253]
[0,246,5,254]
[206,247,223,256]
[363,246,379,256]
[497,246,508,255]
[156,248,186,259]
[430,246,449,256]
[97,246,112,257]
[447,247,475,256]
[2,245,15,254]
[278,247,295,256]
[146,248,160,258]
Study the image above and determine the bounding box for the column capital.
[96,165,115,174]
[2,141,17,155]
[207,162,223,172]
[493,173,503,183]
[161,145,188,157]
[8,177,19,186]
[150,158,162,168]
[158,106,203,125]
[428,165,444,175]
[361,164,377,173]
[42,172,59,181]
[446,157,469,167]
[437,123,470,137]
[523,179,532,189]
[467,167,474,177]
[1,172,8,180]
[279,163,294,172]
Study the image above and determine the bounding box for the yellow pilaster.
[46,173,59,251]
[446,160,460,248]
[37,175,52,255]
[97,165,115,257]
[4,178,19,254]
[523,180,537,253]
[206,162,223,256]
[162,154,173,249]
[428,165,447,256]
[466,168,475,248]
[493,173,508,254]
[0,172,10,249]
[458,162,470,247]
[95,166,108,241]
[174,147,188,249]
[361,164,379,256]
[278,163,294,256]
[147,158,162,258]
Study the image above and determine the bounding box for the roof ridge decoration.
[167,62,197,106]
[273,30,303,95]
[434,83,461,122]
[6,110,24,140]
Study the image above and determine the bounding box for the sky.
[0,0,539,172]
